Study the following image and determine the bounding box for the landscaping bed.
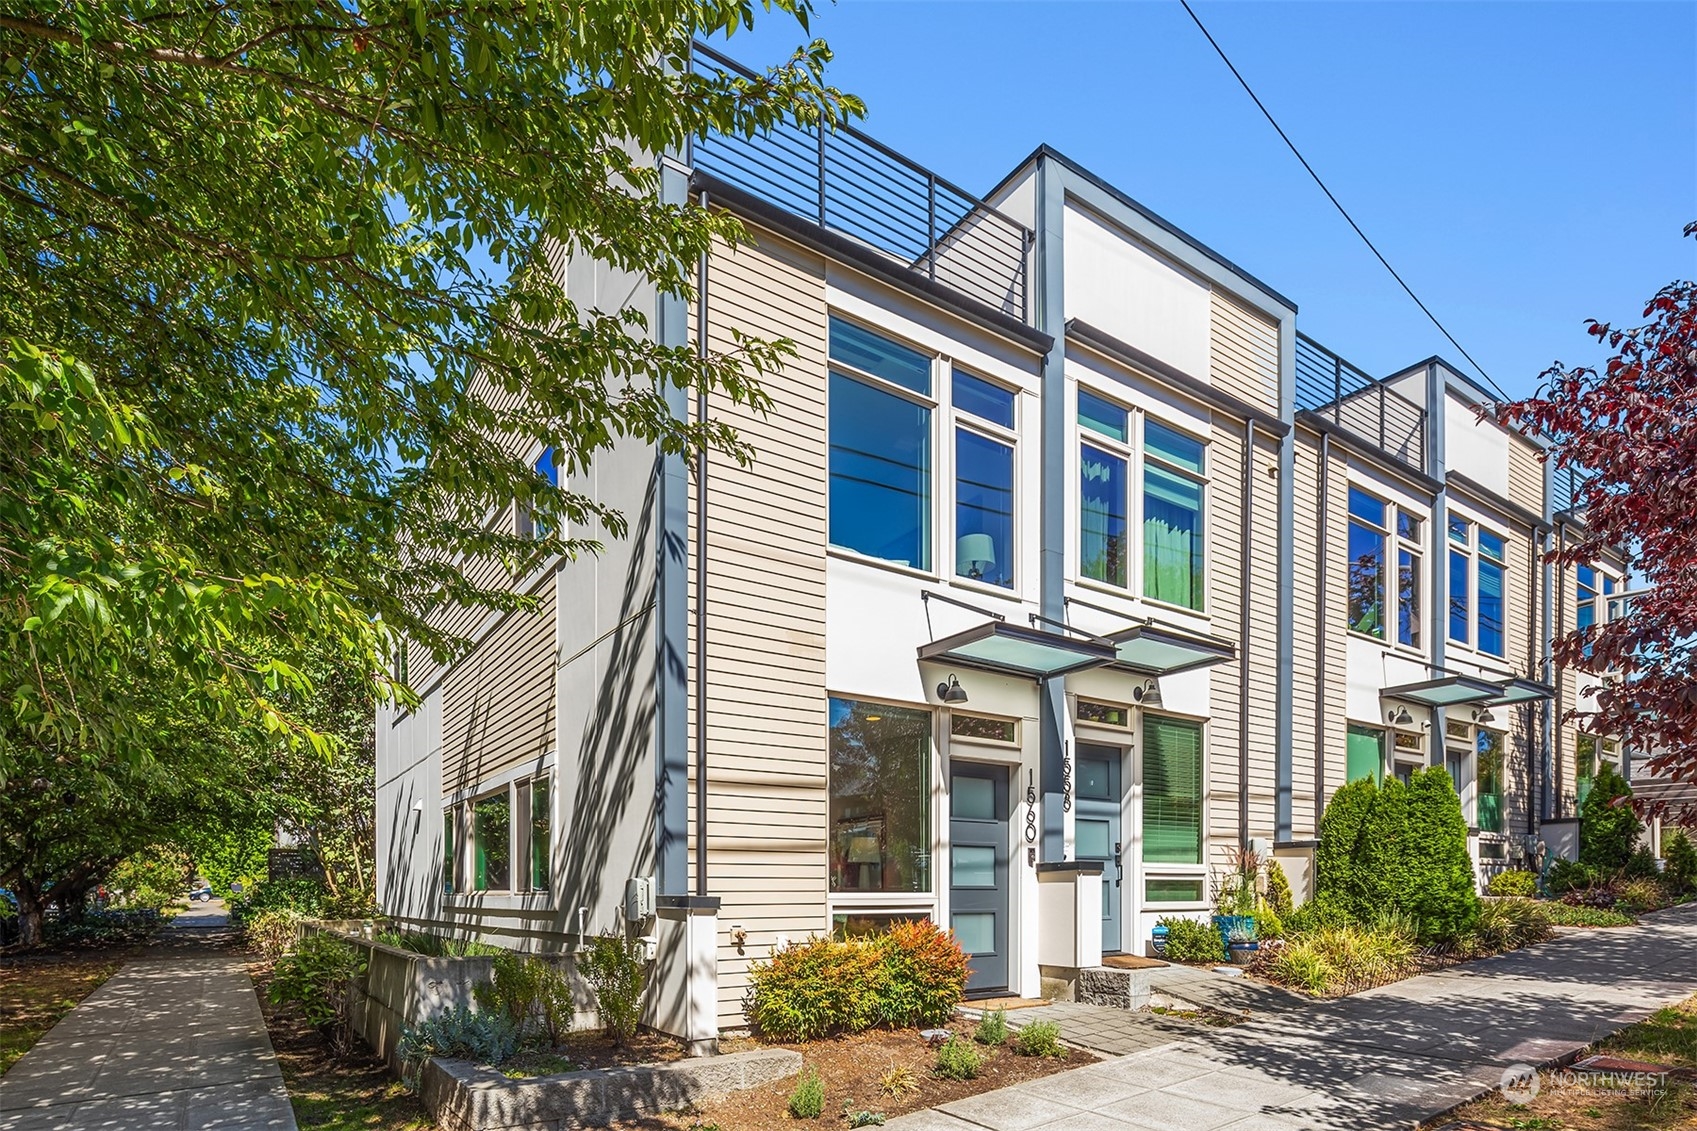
[1432,993,1697,1130]
[616,1026,1096,1131]
[0,947,131,1075]
[249,957,432,1131]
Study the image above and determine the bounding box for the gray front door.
[1076,744,1123,954]
[949,763,1009,995]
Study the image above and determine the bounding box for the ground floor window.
[1575,734,1621,810]
[443,810,456,895]
[1476,730,1505,834]
[531,776,551,890]
[473,792,511,892]
[1144,877,1205,903]
[1142,716,1203,865]
[828,697,932,894]
[1346,724,1385,785]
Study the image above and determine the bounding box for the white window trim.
[948,368,1021,593]
[1344,483,1427,656]
[1071,383,1211,614]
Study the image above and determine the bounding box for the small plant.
[1542,902,1635,928]
[787,1066,825,1119]
[1254,898,1284,941]
[847,1112,887,1128]
[1156,916,1225,964]
[1665,829,1697,893]
[397,1006,521,1084]
[1616,877,1670,914]
[1625,846,1663,880]
[880,1063,919,1098]
[268,932,367,1057]
[1467,898,1555,954]
[1486,870,1538,898]
[1267,941,1335,995]
[244,907,302,963]
[933,1034,984,1080]
[1284,897,1354,936]
[1012,1020,1065,1058]
[474,951,576,1046]
[578,932,648,1045]
[973,1007,1008,1045]
[1546,857,1597,895]
[1264,859,1293,915]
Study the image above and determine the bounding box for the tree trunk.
[16,877,45,948]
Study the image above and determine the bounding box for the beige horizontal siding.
[689,219,832,1028]
[1508,435,1545,518]
[441,571,556,794]
[1208,291,1279,413]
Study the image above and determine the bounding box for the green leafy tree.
[1315,777,1375,912]
[1401,768,1479,942]
[1356,777,1411,918]
[0,2,862,772]
[1578,766,1642,873]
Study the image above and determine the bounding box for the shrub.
[1157,916,1224,964]
[933,1035,983,1080]
[1547,858,1597,896]
[1617,878,1670,914]
[787,1067,825,1118]
[1265,860,1294,916]
[1666,829,1697,893]
[1315,778,1376,910]
[578,932,647,1045]
[1473,898,1555,953]
[744,922,967,1041]
[1486,870,1538,898]
[397,1006,521,1082]
[1401,768,1481,942]
[1284,897,1354,936]
[229,877,329,927]
[1266,941,1334,995]
[874,920,969,1028]
[1254,899,1285,941]
[245,907,302,963]
[880,1064,919,1098]
[1356,777,1411,915]
[847,1112,887,1128]
[269,933,367,1057]
[973,1007,1008,1046]
[746,936,881,1041]
[474,951,575,1047]
[1012,1020,1065,1058]
[1625,847,1662,881]
[1579,766,1642,873]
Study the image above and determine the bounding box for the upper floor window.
[1576,566,1620,664]
[1447,517,1507,658]
[1346,487,1422,648]
[522,447,560,539]
[953,372,1016,588]
[1077,389,1205,611]
[828,318,934,570]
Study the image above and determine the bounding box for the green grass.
[0,952,128,1076]
[1603,997,1697,1066]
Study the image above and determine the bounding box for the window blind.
[1143,717,1202,864]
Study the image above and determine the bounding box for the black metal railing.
[1552,463,1593,514]
[691,44,1032,322]
[1296,333,1427,474]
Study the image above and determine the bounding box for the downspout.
[1239,418,1254,847]
[1539,524,1555,825]
[1275,325,1296,844]
[1553,521,1567,812]
[1525,524,1538,837]
[694,189,711,897]
[1312,431,1331,832]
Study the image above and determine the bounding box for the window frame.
[950,369,1020,592]
[1072,384,1210,612]
[1139,713,1208,902]
[1446,515,1509,659]
[826,316,939,575]
[1344,484,1425,654]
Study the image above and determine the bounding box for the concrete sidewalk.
[894,902,1697,1130]
[0,908,296,1131]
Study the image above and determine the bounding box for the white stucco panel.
[1444,392,1510,496]
[1063,204,1210,379]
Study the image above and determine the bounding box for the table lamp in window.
[957,533,997,581]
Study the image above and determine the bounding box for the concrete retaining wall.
[419,1047,802,1130]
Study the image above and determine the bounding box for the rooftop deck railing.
[1296,333,1428,475]
[691,43,1033,322]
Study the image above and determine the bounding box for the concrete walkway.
[0,903,297,1131]
[896,902,1697,1130]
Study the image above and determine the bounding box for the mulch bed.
[615,1027,1096,1131]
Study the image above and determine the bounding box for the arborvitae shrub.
[1401,767,1480,942]
[1665,829,1697,893]
[1315,777,1376,911]
[1578,766,1641,873]
[1265,859,1294,916]
[1356,777,1411,919]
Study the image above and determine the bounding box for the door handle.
[1113,841,1122,886]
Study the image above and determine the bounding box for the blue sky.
[715,1,1696,398]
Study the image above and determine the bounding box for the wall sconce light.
[1132,680,1163,709]
[1387,706,1414,727]
[937,674,969,704]
[1473,707,1496,725]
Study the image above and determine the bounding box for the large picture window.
[1447,517,1508,657]
[828,698,932,894]
[828,318,933,570]
[1080,443,1128,587]
[1143,717,1203,865]
[1143,421,1204,610]
[1477,530,1506,658]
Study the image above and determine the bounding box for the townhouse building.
[373,44,1626,1048]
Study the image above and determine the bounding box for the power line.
[1178,0,1511,402]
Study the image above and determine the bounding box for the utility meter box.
[624,876,654,922]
